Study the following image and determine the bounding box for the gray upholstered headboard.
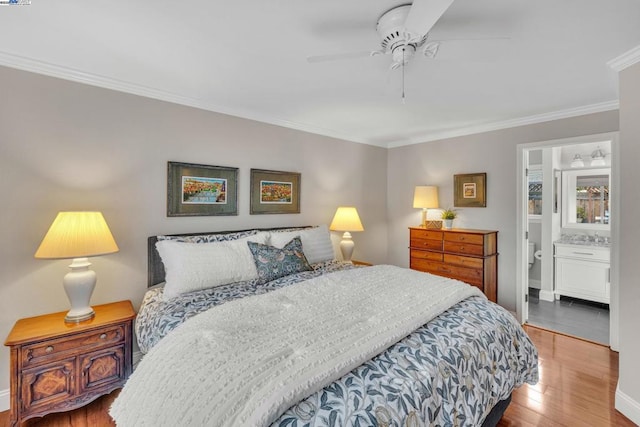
[147,226,311,287]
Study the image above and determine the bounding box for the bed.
[110,226,538,426]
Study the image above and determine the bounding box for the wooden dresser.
[409,227,498,302]
[4,300,135,426]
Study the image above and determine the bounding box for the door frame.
[516,131,619,350]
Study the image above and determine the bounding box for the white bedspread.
[110,265,484,427]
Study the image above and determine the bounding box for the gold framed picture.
[250,169,301,214]
[454,173,487,207]
[167,161,238,216]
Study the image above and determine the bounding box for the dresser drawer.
[444,254,483,269]
[410,229,443,241]
[444,232,484,245]
[410,249,443,262]
[410,238,443,251]
[412,260,483,285]
[443,241,484,256]
[21,325,125,368]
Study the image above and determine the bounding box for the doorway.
[516,132,619,349]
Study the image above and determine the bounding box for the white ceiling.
[0,0,639,147]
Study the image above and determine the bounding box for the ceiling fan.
[307,0,455,70]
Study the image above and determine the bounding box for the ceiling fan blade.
[404,0,454,38]
[306,50,385,63]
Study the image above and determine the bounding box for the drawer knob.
[45,346,54,353]
[459,237,465,241]
[100,333,107,340]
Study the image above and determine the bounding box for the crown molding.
[0,50,379,147]
[0,50,620,150]
[608,45,640,72]
[385,101,619,148]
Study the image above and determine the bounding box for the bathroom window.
[528,168,542,217]
[562,168,610,230]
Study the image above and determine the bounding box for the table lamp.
[413,186,441,229]
[329,206,364,263]
[34,212,119,323]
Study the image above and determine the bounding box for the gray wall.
[0,66,389,393]
[618,61,640,419]
[386,111,619,310]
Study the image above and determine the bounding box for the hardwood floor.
[0,325,634,426]
[498,325,635,426]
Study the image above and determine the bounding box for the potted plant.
[576,206,586,223]
[441,208,457,229]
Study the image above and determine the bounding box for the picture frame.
[250,169,301,214]
[167,161,238,217]
[454,172,487,207]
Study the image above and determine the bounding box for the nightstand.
[4,300,135,426]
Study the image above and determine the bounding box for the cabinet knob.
[100,333,107,340]
[45,346,54,353]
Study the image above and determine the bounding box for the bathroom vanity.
[554,241,610,304]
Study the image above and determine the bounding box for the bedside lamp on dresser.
[413,186,442,229]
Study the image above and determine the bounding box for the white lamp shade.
[413,186,439,209]
[35,212,119,259]
[35,211,119,323]
[329,207,364,232]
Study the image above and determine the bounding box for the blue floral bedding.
[136,263,538,426]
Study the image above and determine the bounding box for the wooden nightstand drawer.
[21,358,76,413]
[444,254,483,269]
[410,249,443,261]
[444,232,484,245]
[443,241,484,256]
[79,345,126,393]
[22,324,125,368]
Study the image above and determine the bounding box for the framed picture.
[454,172,487,207]
[167,161,238,216]
[250,169,300,214]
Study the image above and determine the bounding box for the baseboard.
[0,351,144,413]
[539,289,555,302]
[0,388,9,412]
[528,279,541,289]
[616,384,640,424]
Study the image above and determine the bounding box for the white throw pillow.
[269,225,335,264]
[157,233,268,300]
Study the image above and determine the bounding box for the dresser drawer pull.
[100,333,107,339]
[572,251,594,256]
[45,346,54,353]
[459,236,465,241]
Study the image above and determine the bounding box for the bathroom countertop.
[554,240,611,249]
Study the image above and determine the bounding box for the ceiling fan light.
[571,154,584,168]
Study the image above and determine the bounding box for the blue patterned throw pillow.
[247,237,312,284]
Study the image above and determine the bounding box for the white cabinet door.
[555,257,610,304]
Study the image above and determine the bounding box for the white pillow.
[269,225,335,264]
[157,233,268,300]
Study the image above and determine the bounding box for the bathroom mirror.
[561,168,610,230]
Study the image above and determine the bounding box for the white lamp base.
[339,231,355,263]
[63,257,96,323]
